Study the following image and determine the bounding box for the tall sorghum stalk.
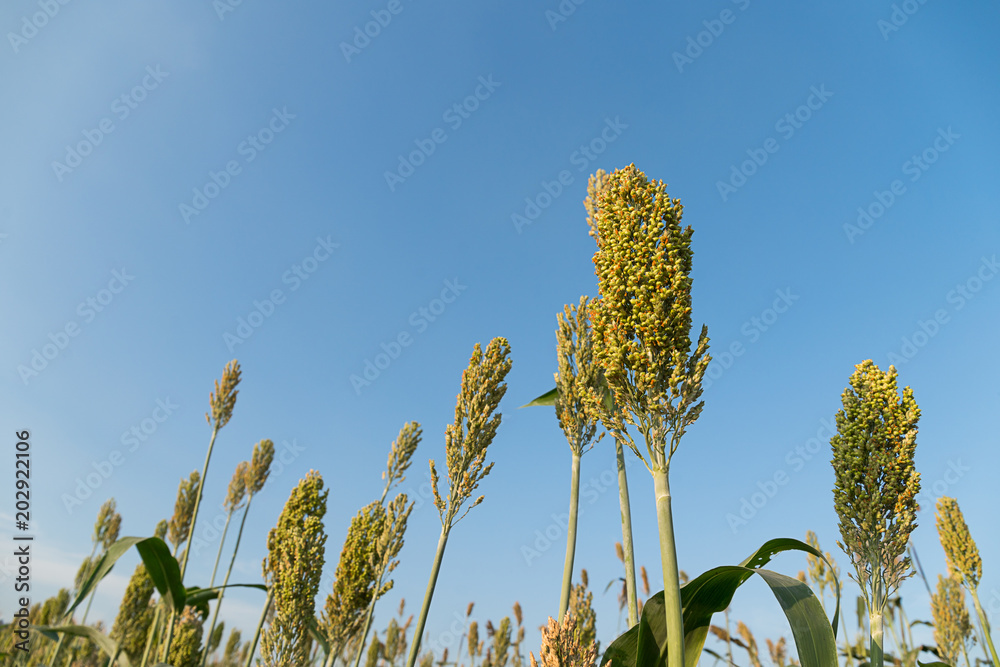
[936,496,998,667]
[831,360,921,667]
[405,338,513,667]
[353,423,422,667]
[259,470,328,667]
[553,296,604,620]
[586,165,711,661]
[165,359,241,658]
[584,170,640,627]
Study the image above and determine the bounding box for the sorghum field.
[1,4,998,667]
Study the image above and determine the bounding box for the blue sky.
[2,0,999,662]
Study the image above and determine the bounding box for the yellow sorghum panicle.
[766,638,787,667]
[737,622,762,667]
[568,580,599,657]
[587,164,710,471]
[168,607,206,667]
[168,471,201,553]
[385,421,422,489]
[935,496,982,587]
[830,360,920,610]
[804,531,827,595]
[930,574,973,666]
[206,359,241,429]
[260,470,328,667]
[225,460,249,513]
[469,621,480,659]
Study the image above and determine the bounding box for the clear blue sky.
[2,0,999,661]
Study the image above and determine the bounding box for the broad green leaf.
[184,583,268,608]
[601,538,841,667]
[33,625,132,667]
[918,662,952,667]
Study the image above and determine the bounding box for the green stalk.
[840,601,855,667]
[201,493,256,667]
[970,588,1000,667]
[352,567,388,667]
[615,439,639,628]
[558,452,582,619]
[406,527,451,667]
[166,423,220,657]
[139,603,162,667]
[652,467,684,667]
[869,608,884,667]
[208,507,234,589]
[244,587,274,667]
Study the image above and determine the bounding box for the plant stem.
[652,467,684,667]
[558,452,582,620]
[614,439,639,628]
[201,495,255,667]
[245,587,274,667]
[970,587,1000,667]
[140,603,162,667]
[166,424,220,658]
[208,508,234,589]
[406,527,450,667]
[353,567,388,667]
[869,609,884,667]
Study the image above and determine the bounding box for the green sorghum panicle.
[225,461,248,513]
[935,496,982,587]
[385,421,422,490]
[94,498,121,550]
[110,562,157,660]
[554,296,604,456]
[830,360,920,607]
[568,581,598,655]
[168,607,206,667]
[206,359,241,429]
[260,470,328,667]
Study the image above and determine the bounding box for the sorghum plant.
[936,496,998,667]
[930,574,973,667]
[831,360,920,667]
[554,296,604,620]
[528,612,598,667]
[259,469,328,667]
[587,164,711,664]
[405,338,513,667]
[169,472,201,557]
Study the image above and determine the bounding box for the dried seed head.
[168,472,201,552]
[580,570,588,588]
[467,602,476,617]
[935,496,982,588]
[930,573,973,665]
[737,621,761,667]
[512,602,522,626]
[94,498,120,549]
[385,421,422,493]
[614,542,624,563]
[532,613,598,667]
[246,439,275,497]
[468,621,480,658]
[225,461,249,513]
[430,338,512,528]
[766,637,787,667]
[588,165,711,471]
[831,360,920,611]
[640,566,650,597]
[568,582,598,656]
[206,359,241,430]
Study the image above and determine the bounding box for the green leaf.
[601,538,841,667]
[308,615,330,658]
[184,583,268,608]
[520,387,557,408]
[66,536,185,619]
[32,625,132,667]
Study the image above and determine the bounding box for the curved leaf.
[601,538,841,667]
[32,624,132,667]
[520,387,557,408]
[184,582,268,608]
